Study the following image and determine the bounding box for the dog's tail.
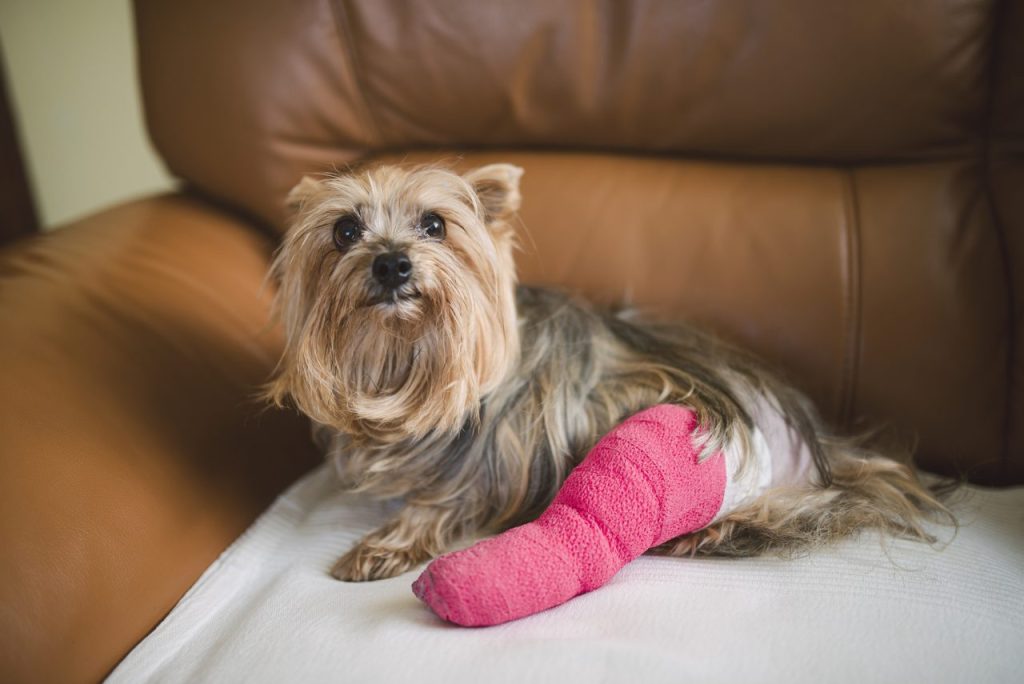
[656,438,960,558]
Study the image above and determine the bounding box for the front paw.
[330,542,424,582]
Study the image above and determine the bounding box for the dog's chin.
[362,288,424,319]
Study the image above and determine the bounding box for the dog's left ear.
[464,164,524,224]
[286,175,324,214]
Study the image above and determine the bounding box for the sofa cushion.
[108,463,1024,683]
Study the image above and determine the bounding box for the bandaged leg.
[412,404,727,626]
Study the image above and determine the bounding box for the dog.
[266,162,953,582]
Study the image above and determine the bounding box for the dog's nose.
[372,251,413,289]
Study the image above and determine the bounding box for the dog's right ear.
[464,164,524,225]
[286,175,324,213]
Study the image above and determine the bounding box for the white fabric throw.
[109,464,1024,683]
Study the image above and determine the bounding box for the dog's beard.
[286,257,516,445]
[333,300,458,442]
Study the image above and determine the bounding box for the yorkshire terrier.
[267,163,952,582]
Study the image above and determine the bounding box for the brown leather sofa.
[1,1,1021,681]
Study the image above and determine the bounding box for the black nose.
[372,251,412,289]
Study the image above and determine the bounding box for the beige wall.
[0,0,174,229]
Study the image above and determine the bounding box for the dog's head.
[267,163,522,443]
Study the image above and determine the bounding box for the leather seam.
[981,0,1014,481]
[839,169,863,432]
[328,0,385,146]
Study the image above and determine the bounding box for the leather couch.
[1,1,1021,681]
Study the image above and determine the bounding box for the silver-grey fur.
[268,163,954,582]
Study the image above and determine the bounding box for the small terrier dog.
[267,163,952,582]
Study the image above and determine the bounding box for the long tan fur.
[267,163,954,582]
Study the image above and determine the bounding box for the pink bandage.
[412,404,727,626]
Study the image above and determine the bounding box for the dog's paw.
[330,542,423,582]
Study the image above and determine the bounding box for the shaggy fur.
[267,163,954,582]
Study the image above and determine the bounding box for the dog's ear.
[286,175,324,213]
[464,164,524,224]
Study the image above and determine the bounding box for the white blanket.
[109,465,1024,683]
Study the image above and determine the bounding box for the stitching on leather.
[839,169,863,432]
[328,0,385,146]
[980,0,1015,482]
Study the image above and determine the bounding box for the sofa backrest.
[136,0,1024,484]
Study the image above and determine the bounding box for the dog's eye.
[419,212,446,239]
[333,215,363,250]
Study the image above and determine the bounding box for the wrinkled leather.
[132,0,1022,482]
[1,0,1021,681]
[369,151,1009,481]
[136,0,997,231]
[0,196,319,682]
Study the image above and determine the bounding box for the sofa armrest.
[0,194,318,682]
